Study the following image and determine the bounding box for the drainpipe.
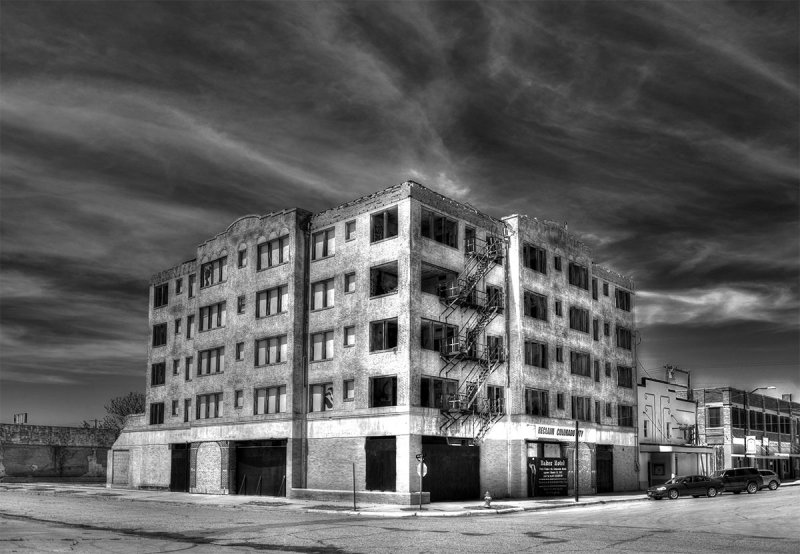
[299,218,312,489]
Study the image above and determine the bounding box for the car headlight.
[656,487,666,491]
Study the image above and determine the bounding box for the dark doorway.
[422,436,480,501]
[596,445,614,493]
[170,444,190,492]
[235,440,287,496]
[365,436,396,491]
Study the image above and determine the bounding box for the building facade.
[636,377,714,489]
[694,387,800,480]
[108,181,639,502]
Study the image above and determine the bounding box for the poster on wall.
[530,457,569,496]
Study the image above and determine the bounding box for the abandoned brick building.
[108,181,638,502]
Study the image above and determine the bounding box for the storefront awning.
[640,444,715,454]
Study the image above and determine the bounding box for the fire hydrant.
[483,491,492,508]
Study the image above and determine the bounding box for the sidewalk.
[1,480,797,518]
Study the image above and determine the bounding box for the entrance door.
[365,436,396,491]
[235,440,287,496]
[421,437,480,501]
[170,444,190,492]
[596,445,614,493]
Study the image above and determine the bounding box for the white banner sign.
[528,424,595,443]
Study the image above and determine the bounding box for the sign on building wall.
[531,458,568,496]
[745,436,757,455]
[528,424,596,443]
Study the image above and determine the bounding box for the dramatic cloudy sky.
[1,1,798,425]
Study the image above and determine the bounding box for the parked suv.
[758,470,781,490]
[712,467,763,494]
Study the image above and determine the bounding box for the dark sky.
[1,1,798,425]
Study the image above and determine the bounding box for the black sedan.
[646,475,722,500]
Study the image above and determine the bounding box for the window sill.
[369,348,398,354]
[196,372,224,378]
[345,290,355,295]
[199,281,226,291]
[198,327,225,334]
[257,261,289,272]
[255,361,287,367]
[343,344,355,348]
[310,255,335,263]
[311,306,335,313]
[256,311,289,319]
[370,235,398,245]
[309,358,333,364]
[369,290,398,299]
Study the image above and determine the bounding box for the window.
[525,388,549,416]
[199,302,226,331]
[603,282,609,296]
[592,278,598,300]
[184,399,191,422]
[555,300,563,317]
[188,274,196,297]
[258,236,289,269]
[172,359,180,376]
[556,393,564,410]
[370,318,398,351]
[310,383,334,412]
[606,402,612,418]
[186,315,195,339]
[618,405,634,427]
[420,263,458,297]
[594,360,600,382]
[345,220,357,241]
[256,285,288,317]
[592,319,599,340]
[766,413,779,433]
[236,342,245,361]
[311,279,334,310]
[554,256,562,271]
[487,386,505,413]
[571,396,592,422]
[255,386,286,414]
[344,272,356,293]
[172,400,179,417]
[523,291,548,321]
[174,318,182,335]
[153,283,169,308]
[605,361,611,377]
[780,416,791,434]
[370,261,398,296]
[237,295,246,314]
[238,248,247,268]
[615,288,632,311]
[184,357,193,381]
[196,392,223,419]
[255,335,287,365]
[371,207,398,242]
[617,365,633,388]
[732,407,746,429]
[568,262,589,290]
[568,306,589,333]
[555,346,563,363]
[343,379,355,401]
[310,331,334,361]
[200,257,227,288]
[420,376,457,409]
[149,402,164,425]
[616,326,632,350]
[570,351,591,377]
[523,244,547,274]
[152,323,167,347]
[175,278,183,294]
[464,226,476,253]
[235,390,244,409]
[312,228,335,260]
[421,208,458,248]
[151,362,166,386]
[198,346,224,375]
[486,285,503,309]
[524,341,548,368]
[371,376,397,407]
[749,410,764,431]
[604,322,610,337]
[487,335,504,362]
[344,326,355,347]
[420,319,457,354]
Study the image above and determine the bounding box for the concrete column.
[396,434,412,493]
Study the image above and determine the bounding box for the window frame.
[570,351,591,377]
[200,257,227,289]
[152,323,167,347]
[523,243,547,274]
[256,284,289,318]
[345,220,357,241]
[311,228,335,260]
[310,330,334,361]
[524,340,548,369]
[199,301,227,332]
[197,346,225,376]
[370,207,398,243]
[151,362,166,386]
[523,291,548,321]
[370,376,398,408]
[153,283,169,308]
[255,335,288,366]
[370,261,399,297]
[568,262,589,291]
[524,388,549,417]
[257,236,290,270]
[149,402,165,425]
[254,385,287,415]
[420,208,458,249]
[568,306,590,333]
[370,318,399,352]
[310,278,335,310]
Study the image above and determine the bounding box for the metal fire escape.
[437,234,506,443]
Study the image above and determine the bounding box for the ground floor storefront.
[637,444,715,488]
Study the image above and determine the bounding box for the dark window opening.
[370,261,398,296]
[371,208,398,242]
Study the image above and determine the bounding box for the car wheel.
[668,489,679,500]
[707,487,718,498]
[746,481,758,494]
[768,481,778,491]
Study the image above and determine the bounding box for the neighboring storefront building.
[695,387,800,480]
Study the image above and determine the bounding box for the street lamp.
[743,386,776,467]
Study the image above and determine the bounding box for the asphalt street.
[1,485,798,553]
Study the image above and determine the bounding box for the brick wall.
[306,437,365,490]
